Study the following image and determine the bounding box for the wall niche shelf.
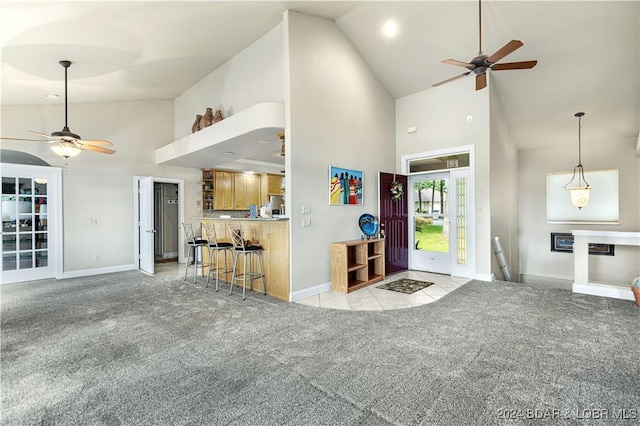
[155,102,285,169]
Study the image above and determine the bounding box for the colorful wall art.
[329,166,363,206]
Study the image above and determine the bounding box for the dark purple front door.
[379,172,408,273]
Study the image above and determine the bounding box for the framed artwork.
[329,166,363,205]
[550,232,615,256]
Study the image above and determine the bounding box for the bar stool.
[182,222,207,283]
[202,222,234,291]
[228,224,266,300]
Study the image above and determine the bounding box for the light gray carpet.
[2,271,639,425]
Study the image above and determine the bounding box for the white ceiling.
[2,0,638,158]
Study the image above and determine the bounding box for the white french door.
[1,164,62,283]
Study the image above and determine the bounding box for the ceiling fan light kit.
[51,142,81,159]
[0,60,116,160]
[433,0,537,91]
[564,112,591,210]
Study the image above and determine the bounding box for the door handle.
[146,229,156,233]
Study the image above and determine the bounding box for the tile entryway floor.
[154,262,470,311]
[296,270,470,311]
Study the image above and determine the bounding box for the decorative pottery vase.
[192,115,202,133]
[199,108,214,129]
[212,110,224,124]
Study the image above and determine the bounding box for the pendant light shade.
[51,142,81,158]
[564,112,590,209]
[568,186,591,209]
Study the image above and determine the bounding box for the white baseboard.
[519,272,573,290]
[573,282,634,301]
[61,264,137,279]
[290,281,332,302]
[473,273,494,282]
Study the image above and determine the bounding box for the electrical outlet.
[301,205,311,214]
[95,254,101,261]
[302,218,311,227]
[89,217,98,225]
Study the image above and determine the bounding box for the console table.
[572,230,640,301]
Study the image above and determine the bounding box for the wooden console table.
[331,238,385,293]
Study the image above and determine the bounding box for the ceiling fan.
[433,0,538,91]
[1,60,115,158]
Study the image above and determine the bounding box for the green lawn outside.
[415,224,449,252]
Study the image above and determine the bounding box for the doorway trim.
[133,176,185,274]
[401,145,476,278]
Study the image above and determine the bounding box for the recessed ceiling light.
[223,151,235,156]
[382,20,399,38]
[45,94,59,100]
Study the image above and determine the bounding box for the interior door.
[379,172,408,273]
[409,172,451,274]
[1,165,61,284]
[139,176,154,274]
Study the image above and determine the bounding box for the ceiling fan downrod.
[60,60,71,132]
[478,0,483,55]
[51,60,80,140]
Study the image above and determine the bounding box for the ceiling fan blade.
[486,40,523,64]
[79,144,116,155]
[476,73,487,91]
[80,139,113,147]
[491,60,538,71]
[29,130,56,140]
[433,71,471,87]
[442,59,473,68]
[0,136,51,142]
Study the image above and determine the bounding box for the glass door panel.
[2,169,54,281]
[410,172,451,274]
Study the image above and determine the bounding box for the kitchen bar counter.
[195,216,289,221]
[199,218,289,301]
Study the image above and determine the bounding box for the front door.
[379,172,408,273]
[409,172,451,274]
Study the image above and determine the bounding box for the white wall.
[489,82,519,281]
[518,138,640,287]
[395,76,492,279]
[284,11,396,295]
[174,23,284,139]
[2,100,202,273]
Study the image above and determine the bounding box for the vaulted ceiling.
[2,1,638,153]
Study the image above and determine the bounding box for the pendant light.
[563,112,590,209]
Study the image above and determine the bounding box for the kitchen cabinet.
[233,174,261,210]
[214,171,234,210]
[261,173,284,205]
[202,169,215,211]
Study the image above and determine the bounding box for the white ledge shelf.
[155,102,285,169]
[571,230,640,301]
